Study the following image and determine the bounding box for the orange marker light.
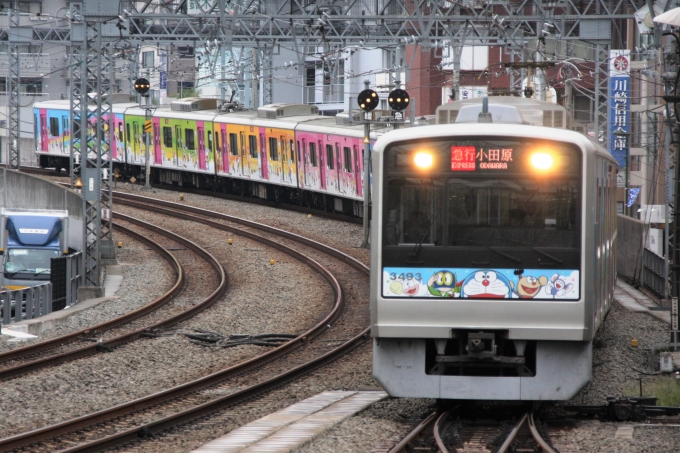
[414,152,433,169]
[530,152,553,170]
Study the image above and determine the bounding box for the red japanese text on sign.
[451,146,476,171]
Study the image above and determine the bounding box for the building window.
[142,51,155,68]
[163,126,172,147]
[185,128,195,150]
[630,155,642,171]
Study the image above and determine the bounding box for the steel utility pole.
[361,79,371,249]
[70,0,118,291]
[7,0,21,169]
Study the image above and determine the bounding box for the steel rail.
[497,412,529,453]
[433,410,452,453]
[0,221,185,375]
[528,412,557,453]
[0,200,353,452]
[388,411,439,453]
[112,191,369,272]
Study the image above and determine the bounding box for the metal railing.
[642,249,666,299]
[304,84,344,105]
[51,251,82,311]
[1,283,52,325]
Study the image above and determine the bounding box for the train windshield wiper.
[406,217,433,264]
[467,240,522,264]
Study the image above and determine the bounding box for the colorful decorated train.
[34,97,390,215]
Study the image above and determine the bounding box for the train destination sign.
[451,146,513,171]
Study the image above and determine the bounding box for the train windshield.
[382,138,582,271]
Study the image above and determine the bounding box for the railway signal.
[388,89,410,111]
[357,89,379,112]
[134,77,151,96]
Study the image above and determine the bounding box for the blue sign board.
[608,50,630,168]
[160,71,167,89]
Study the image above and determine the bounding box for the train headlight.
[530,152,554,171]
[414,152,433,169]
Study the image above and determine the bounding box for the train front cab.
[370,124,616,401]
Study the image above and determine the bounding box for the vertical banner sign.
[673,297,679,344]
[608,50,630,168]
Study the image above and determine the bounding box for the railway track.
[0,194,371,452]
[0,217,203,379]
[386,409,560,453]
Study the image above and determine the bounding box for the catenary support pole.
[361,80,371,249]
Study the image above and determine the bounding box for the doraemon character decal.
[461,271,512,298]
[509,270,549,298]
[544,273,575,298]
[382,268,579,300]
[427,271,461,297]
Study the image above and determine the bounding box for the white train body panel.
[371,104,617,400]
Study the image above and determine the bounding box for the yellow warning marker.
[228,239,233,245]
[631,339,638,347]
[117,242,123,248]
[308,214,312,218]
[180,193,185,201]
[270,259,275,265]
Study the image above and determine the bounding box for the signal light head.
[134,77,151,95]
[388,88,410,111]
[358,89,380,112]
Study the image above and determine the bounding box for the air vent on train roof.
[87,93,136,104]
[171,98,218,112]
[335,110,361,125]
[257,104,319,119]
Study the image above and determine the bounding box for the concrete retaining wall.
[617,214,646,282]
[0,168,83,250]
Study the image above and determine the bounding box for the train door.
[197,122,206,170]
[353,145,361,197]
[174,125,182,166]
[221,126,228,174]
[133,122,140,163]
[336,143,344,193]
[301,138,308,188]
[259,130,268,180]
[61,114,68,155]
[40,111,48,151]
[319,137,326,190]
[353,144,364,196]
[153,120,161,165]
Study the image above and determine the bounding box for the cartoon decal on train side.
[382,268,579,300]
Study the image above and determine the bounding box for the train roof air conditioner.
[257,104,319,119]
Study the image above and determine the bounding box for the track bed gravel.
[0,203,330,438]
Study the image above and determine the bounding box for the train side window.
[289,140,295,161]
[126,123,131,142]
[343,147,352,172]
[162,126,173,147]
[249,135,258,157]
[229,133,238,156]
[207,131,213,151]
[269,137,279,161]
[326,145,334,169]
[117,123,123,142]
[297,141,301,161]
[309,142,318,167]
[185,129,195,150]
[215,132,220,154]
[49,117,59,136]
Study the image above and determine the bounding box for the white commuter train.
[371,97,617,400]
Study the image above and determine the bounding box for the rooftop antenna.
[478,97,492,123]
